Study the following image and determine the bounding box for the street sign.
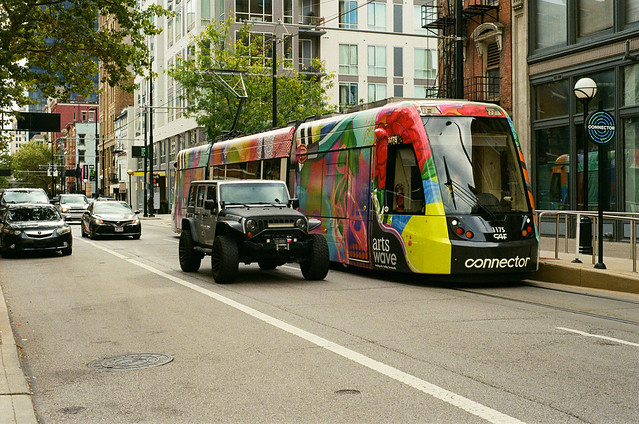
[132,146,148,158]
[587,111,616,145]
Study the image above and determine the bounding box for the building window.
[368,45,386,76]
[236,0,272,22]
[414,85,428,98]
[414,48,436,79]
[81,111,87,122]
[623,63,639,107]
[394,84,403,97]
[626,2,639,25]
[367,2,386,31]
[534,0,567,50]
[186,0,195,31]
[79,134,85,146]
[283,34,293,69]
[339,83,358,107]
[394,47,403,77]
[238,31,273,68]
[578,0,613,37]
[368,83,387,102]
[167,18,174,46]
[415,5,434,35]
[201,0,210,25]
[534,126,571,210]
[393,4,402,33]
[300,39,312,70]
[283,0,293,23]
[79,149,86,163]
[535,80,569,120]
[623,117,639,211]
[339,1,358,29]
[89,110,95,121]
[339,44,358,75]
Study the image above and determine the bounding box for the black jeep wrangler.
[178,179,329,284]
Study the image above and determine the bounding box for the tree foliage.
[169,17,336,140]
[10,140,53,192]
[0,0,169,112]
[0,138,10,189]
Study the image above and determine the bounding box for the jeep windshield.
[219,183,289,206]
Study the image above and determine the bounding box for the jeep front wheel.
[300,234,329,280]
[211,235,239,284]
[179,230,201,272]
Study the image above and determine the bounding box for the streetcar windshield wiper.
[443,156,457,209]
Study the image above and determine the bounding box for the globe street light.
[573,77,597,259]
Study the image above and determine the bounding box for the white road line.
[86,240,524,424]
[557,327,639,347]
[164,238,179,243]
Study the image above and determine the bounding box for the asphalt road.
[1,219,638,423]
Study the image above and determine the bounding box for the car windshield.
[61,195,88,206]
[93,202,132,214]
[8,207,60,222]
[219,183,289,205]
[2,190,49,204]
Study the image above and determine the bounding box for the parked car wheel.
[300,234,329,280]
[179,230,201,272]
[211,235,238,284]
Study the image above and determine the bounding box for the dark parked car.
[55,193,89,222]
[0,188,50,213]
[81,200,141,239]
[0,203,72,257]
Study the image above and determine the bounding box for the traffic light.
[152,175,159,184]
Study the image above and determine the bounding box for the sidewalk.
[1,228,638,423]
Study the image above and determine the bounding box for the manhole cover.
[88,353,173,371]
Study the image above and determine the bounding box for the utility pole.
[454,0,464,99]
[148,65,155,217]
[272,35,277,128]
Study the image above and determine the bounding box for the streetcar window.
[262,159,281,180]
[226,162,260,180]
[425,117,529,215]
[384,145,425,214]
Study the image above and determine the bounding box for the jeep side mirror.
[51,197,59,204]
[289,198,299,208]
[204,199,217,211]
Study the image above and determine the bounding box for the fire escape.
[422,0,501,103]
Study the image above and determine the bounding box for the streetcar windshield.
[424,117,529,215]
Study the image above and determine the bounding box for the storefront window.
[575,123,616,211]
[535,80,569,120]
[624,117,639,211]
[578,0,613,37]
[535,127,570,210]
[623,63,639,107]
[535,0,567,50]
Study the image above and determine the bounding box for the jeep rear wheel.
[300,234,329,280]
[211,235,239,284]
[179,230,201,272]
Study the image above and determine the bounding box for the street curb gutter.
[0,288,37,424]
[536,261,639,295]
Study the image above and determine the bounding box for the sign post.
[586,111,616,269]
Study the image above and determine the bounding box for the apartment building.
[133,0,439,211]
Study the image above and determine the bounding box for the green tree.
[11,140,53,192]
[0,0,169,112]
[169,17,335,140]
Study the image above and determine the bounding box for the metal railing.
[535,210,639,272]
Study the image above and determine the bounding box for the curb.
[536,260,639,295]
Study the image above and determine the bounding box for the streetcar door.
[347,147,372,263]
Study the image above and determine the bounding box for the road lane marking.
[85,240,524,424]
[557,327,639,347]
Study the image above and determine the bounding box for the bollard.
[579,216,593,254]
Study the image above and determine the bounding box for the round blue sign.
[586,111,616,145]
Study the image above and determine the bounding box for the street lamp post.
[573,77,598,259]
[127,169,134,207]
[90,107,99,198]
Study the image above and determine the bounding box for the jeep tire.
[300,234,329,280]
[211,235,239,284]
[179,229,202,272]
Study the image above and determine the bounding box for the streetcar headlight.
[294,217,307,230]
[245,219,258,232]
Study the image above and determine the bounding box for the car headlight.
[93,218,103,224]
[245,219,257,232]
[58,226,71,235]
[2,228,21,235]
[61,206,70,213]
[294,217,307,230]
[132,217,140,224]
